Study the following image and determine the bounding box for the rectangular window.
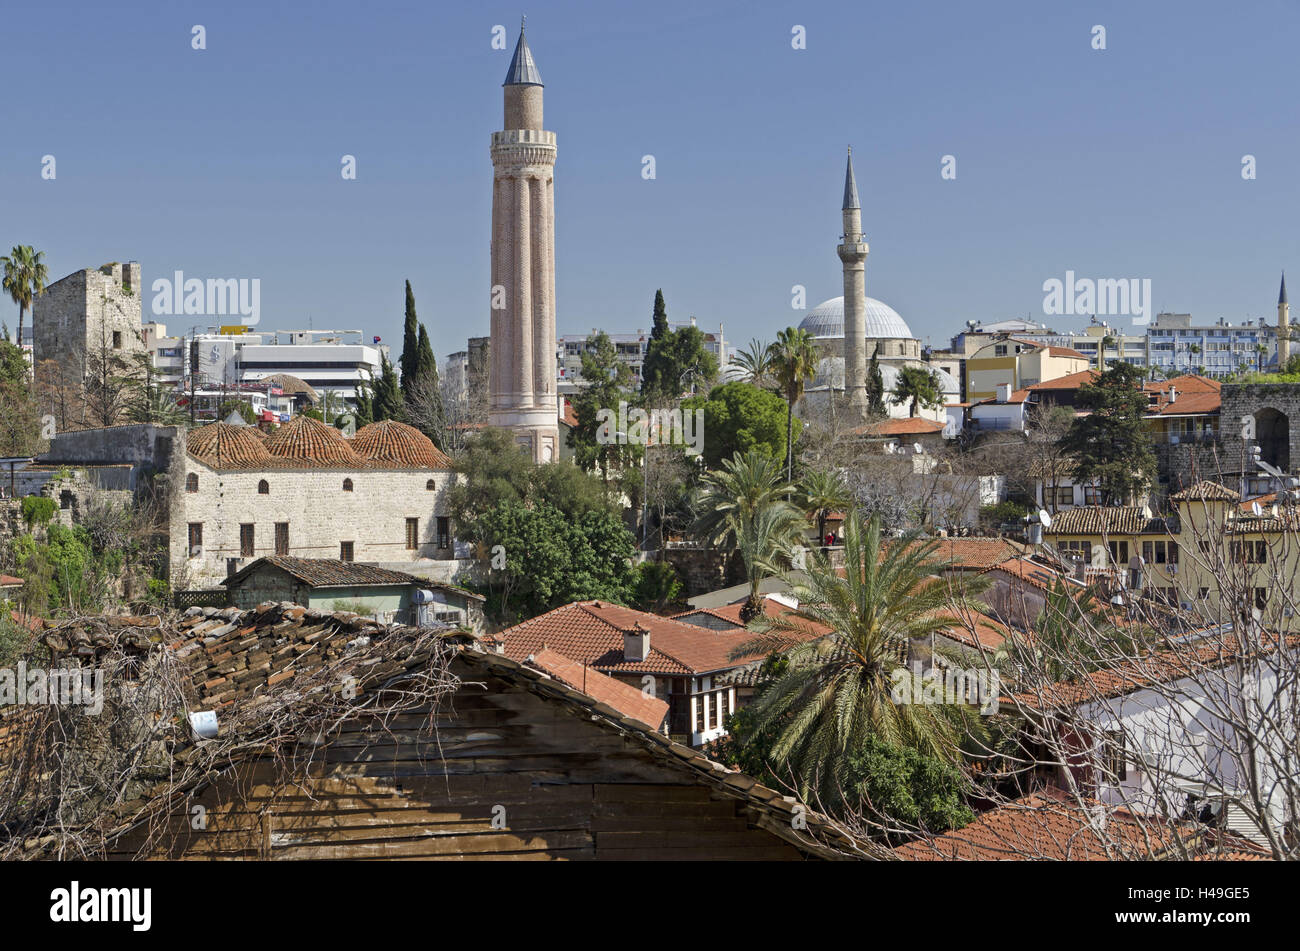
[994,345,1007,356]
[1056,486,1073,506]
[340,541,354,562]
[112,331,122,350]
[1084,486,1103,505]
[275,522,289,556]
[1108,541,1129,565]
[1103,730,1128,782]
[187,523,203,556]
[406,518,419,551]
[240,523,254,558]
[694,695,704,733]
[437,516,450,550]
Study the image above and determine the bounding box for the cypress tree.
[373,354,403,422]
[400,280,419,397]
[640,289,671,399]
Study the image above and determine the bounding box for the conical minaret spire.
[1280,271,1291,368]
[503,17,543,87]
[837,147,869,416]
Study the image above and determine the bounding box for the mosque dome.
[799,296,915,341]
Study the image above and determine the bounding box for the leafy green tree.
[0,340,26,388]
[633,560,683,613]
[1061,362,1157,505]
[1,245,49,349]
[478,499,636,621]
[739,511,989,804]
[844,736,974,839]
[684,381,793,469]
[641,291,719,402]
[568,332,636,476]
[866,350,886,416]
[0,380,41,456]
[892,365,943,418]
[768,327,819,481]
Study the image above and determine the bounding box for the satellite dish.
[1038,509,1052,528]
[1252,501,1263,517]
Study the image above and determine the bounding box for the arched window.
[185,473,199,493]
[258,479,270,495]
[343,478,354,492]
[426,479,436,491]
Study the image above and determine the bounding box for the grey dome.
[799,296,914,340]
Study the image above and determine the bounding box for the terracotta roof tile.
[493,600,786,676]
[350,420,452,469]
[850,418,946,437]
[1172,481,1240,502]
[186,422,275,469]
[1,574,23,587]
[526,646,669,730]
[1044,506,1170,536]
[264,414,367,467]
[222,556,431,589]
[894,787,1188,860]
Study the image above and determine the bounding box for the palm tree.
[1098,334,1116,370]
[692,451,801,621]
[768,327,819,481]
[732,337,774,389]
[1,246,49,350]
[799,467,851,549]
[739,511,989,803]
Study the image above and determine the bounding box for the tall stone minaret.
[489,19,558,462]
[1279,272,1290,369]
[837,148,869,415]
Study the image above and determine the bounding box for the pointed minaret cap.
[504,16,543,86]
[1280,271,1288,306]
[842,146,861,211]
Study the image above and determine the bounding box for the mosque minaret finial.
[837,147,869,415]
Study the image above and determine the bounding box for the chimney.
[1168,384,1177,404]
[996,383,1011,404]
[623,622,650,662]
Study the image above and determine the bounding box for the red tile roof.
[891,537,1025,571]
[893,787,1188,860]
[1046,346,1087,359]
[264,415,367,467]
[186,422,275,469]
[0,574,24,587]
[1172,480,1240,503]
[525,646,669,730]
[674,598,834,639]
[850,418,946,437]
[982,557,1066,592]
[493,600,780,676]
[933,606,1009,651]
[1044,506,1170,536]
[350,420,453,469]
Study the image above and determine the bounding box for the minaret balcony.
[492,130,556,147]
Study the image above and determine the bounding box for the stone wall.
[1218,383,1300,487]
[170,434,460,587]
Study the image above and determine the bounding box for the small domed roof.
[351,420,452,469]
[186,422,274,469]
[264,415,365,467]
[259,373,320,403]
[799,296,914,340]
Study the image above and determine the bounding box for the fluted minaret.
[1279,272,1290,369]
[488,19,558,462]
[837,148,869,415]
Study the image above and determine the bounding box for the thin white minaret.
[488,19,559,462]
[1279,272,1290,369]
[837,148,869,415]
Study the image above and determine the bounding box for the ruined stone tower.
[488,20,558,462]
[837,148,868,416]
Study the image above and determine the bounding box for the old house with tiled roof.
[169,417,457,588]
[5,604,860,861]
[490,600,824,747]
[220,556,485,631]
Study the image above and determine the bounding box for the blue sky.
[2,0,1297,356]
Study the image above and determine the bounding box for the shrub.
[19,496,56,528]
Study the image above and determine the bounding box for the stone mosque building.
[799,150,959,422]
